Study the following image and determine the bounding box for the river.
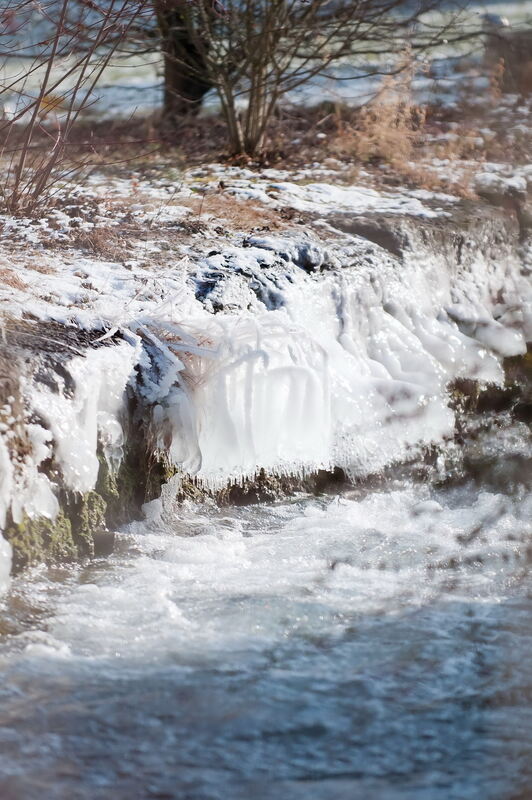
[0,431,531,800]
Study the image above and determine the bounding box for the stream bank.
[0,194,530,578]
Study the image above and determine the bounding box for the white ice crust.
[30,339,141,495]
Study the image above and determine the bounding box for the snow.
[227,179,453,218]
[474,171,528,198]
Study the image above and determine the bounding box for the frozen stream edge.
[0,202,531,585]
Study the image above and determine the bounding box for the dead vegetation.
[0,267,27,291]
[24,189,297,264]
[180,192,287,232]
[332,55,427,165]
[70,227,132,262]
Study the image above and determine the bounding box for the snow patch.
[231,180,453,218]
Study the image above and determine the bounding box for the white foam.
[12,483,531,665]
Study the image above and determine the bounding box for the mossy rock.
[95,448,120,503]
[5,488,113,571]
[72,491,107,557]
[145,451,177,501]
[505,349,532,388]
[46,511,77,563]
[96,441,178,528]
[4,510,76,572]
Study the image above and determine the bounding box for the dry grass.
[333,118,479,198]
[0,268,27,291]
[489,58,506,105]
[28,262,54,275]
[36,190,294,262]
[324,57,478,195]
[326,53,489,200]
[69,226,135,261]
[333,55,426,165]
[181,191,291,232]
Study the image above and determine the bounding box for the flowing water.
[0,461,531,799]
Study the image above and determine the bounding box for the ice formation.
[143,226,530,489]
[0,337,140,587]
[30,338,141,494]
[0,177,531,587]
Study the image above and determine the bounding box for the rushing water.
[0,470,531,799]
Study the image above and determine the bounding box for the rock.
[326,215,408,257]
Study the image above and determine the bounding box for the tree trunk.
[155,3,212,121]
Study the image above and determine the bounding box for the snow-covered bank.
[0,177,530,581]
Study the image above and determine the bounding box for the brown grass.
[0,268,27,291]
[36,191,294,259]
[325,52,487,200]
[332,54,427,164]
[181,191,291,232]
[70,226,134,261]
[28,263,54,275]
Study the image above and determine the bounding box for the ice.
[31,340,140,493]
[0,338,140,571]
[142,223,529,488]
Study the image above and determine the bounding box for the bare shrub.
[160,0,470,157]
[0,0,149,215]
